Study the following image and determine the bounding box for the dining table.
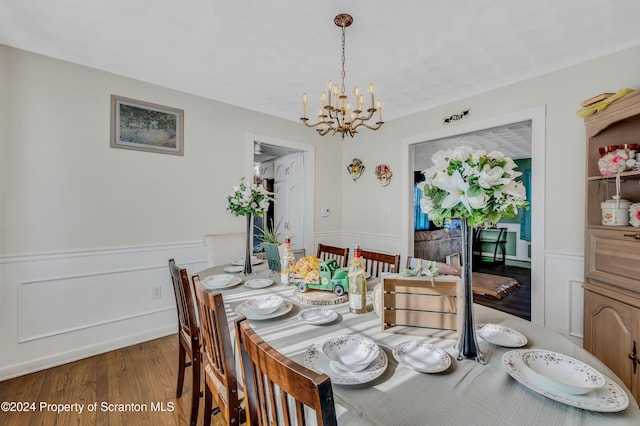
[196,261,640,426]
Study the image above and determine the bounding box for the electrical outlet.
[152,286,162,299]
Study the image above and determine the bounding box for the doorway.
[246,132,316,258]
[401,107,546,324]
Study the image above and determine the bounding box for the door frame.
[245,132,316,258]
[400,106,546,325]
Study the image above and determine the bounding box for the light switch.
[320,208,330,217]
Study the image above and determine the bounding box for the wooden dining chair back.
[192,275,245,426]
[316,244,350,268]
[168,259,201,426]
[235,317,337,426]
[360,249,401,277]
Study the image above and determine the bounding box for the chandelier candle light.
[301,14,383,138]
[419,146,528,363]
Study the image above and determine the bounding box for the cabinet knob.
[630,341,638,374]
[623,233,640,240]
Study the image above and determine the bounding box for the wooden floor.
[473,262,532,321]
[0,335,227,426]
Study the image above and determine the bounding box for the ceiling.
[413,120,532,171]
[2,1,640,127]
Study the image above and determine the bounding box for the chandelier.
[300,13,383,138]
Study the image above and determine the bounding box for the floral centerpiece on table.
[226,177,274,274]
[227,177,273,217]
[418,145,528,364]
[418,146,528,227]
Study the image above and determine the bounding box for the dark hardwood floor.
[473,262,531,321]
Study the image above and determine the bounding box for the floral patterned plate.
[502,350,628,412]
[393,341,451,373]
[476,323,528,348]
[304,338,387,385]
[297,307,338,325]
[201,275,243,290]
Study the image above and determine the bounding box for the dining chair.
[316,243,350,268]
[234,317,337,426]
[474,227,508,265]
[204,232,246,267]
[192,275,246,426]
[168,259,201,426]
[360,249,401,277]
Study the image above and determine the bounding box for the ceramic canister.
[601,196,631,226]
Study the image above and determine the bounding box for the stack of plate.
[244,295,284,315]
[234,295,293,320]
[303,335,388,385]
[201,274,242,289]
[232,256,263,266]
[503,349,629,412]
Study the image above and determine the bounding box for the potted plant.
[255,219,282,272]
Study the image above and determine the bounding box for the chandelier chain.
[340,24,346,96]
[300,13,383,138]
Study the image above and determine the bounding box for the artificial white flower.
[420,146,528,227]
[227,177,274,217]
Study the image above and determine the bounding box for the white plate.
[502,350,629,412]
[297,307,338,325]
[321,335,380,372]
[519,349,605,395]
[244,295,284,315]
[477,324,528,348]
[304,339,388,385]
[235,300,293,320]
[224,265,244,273]
[232,256,264,266]
[393,341,451,373]
[245,278,274,289]
[201,276,243,290]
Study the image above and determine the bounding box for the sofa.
[413,229,462,263]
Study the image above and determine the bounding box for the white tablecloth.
[197,263,640,425]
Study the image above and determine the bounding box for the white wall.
[339,44,640,336]
[0,45,341,379]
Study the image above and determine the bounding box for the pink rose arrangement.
[630,203,640,227]
[598,149,636,176]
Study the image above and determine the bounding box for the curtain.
[414,184,431,231]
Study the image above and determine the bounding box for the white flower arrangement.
[630,203,640,228]
[597,149,636,176]
[418,146,528,227]
[227,177,273,217]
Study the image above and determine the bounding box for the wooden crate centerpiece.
[382,275,463,335]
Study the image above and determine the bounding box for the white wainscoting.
[544,251,585,345]
[0,242,208,380]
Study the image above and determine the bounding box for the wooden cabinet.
[582,90,640,405]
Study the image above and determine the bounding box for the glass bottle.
[280,235,296,284]
[348,245,367,314]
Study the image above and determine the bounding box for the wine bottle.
[348,245,367,314]
[280,235,295,284]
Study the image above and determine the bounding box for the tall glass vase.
[456,218,486,364]
[244,213,253,276]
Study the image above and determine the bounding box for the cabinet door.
[273,180,304,250]
[286,179,304,250]
[274,153,304,181]
[586,228,640,293]
[584,290,639,402]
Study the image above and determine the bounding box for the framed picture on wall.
[110,95,184,155]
